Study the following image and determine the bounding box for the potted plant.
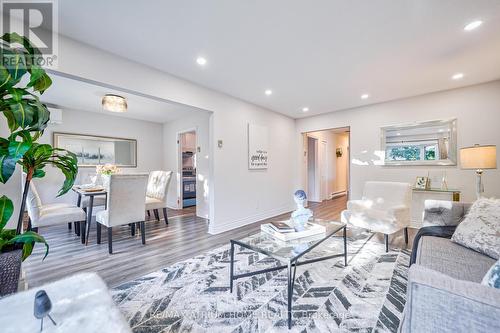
[0,33,78,296]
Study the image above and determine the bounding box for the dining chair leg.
[147,210,151,219]
[75,222,80,236]
[131,223,136,236]
[384,234,389,252]
[27,217,32,231]
[404,227,409,245]
[80,221,86,244]
[153,209,160,221]
[96,223,101,244]
[68,222,72,230]
[140,221,146,245]
[163,208,168,225]
[85,196,94,246]
[107,227,113,254]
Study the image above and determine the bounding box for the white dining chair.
[145,171,172,224]
[23,178,87,243]
[95,174,148,254]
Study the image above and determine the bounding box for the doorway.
[178,130,197,208]
[303,127,350,202]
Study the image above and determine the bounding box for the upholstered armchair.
[24,178,87,242]
[96,174,148,254]
[145,171,173,224]
[341,181,412,251]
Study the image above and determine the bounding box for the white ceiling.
[58,0,500,118]
[40,74,205,123]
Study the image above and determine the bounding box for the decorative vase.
[100,174,111,189]
[0,249,22,297]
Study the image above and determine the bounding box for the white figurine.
[291,190,313,231]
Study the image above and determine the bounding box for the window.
[386,142,439,161]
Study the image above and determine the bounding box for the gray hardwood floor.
[23,196,416,288]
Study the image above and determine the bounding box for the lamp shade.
[460,145,497,170]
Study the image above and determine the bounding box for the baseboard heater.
[330,191,347,199]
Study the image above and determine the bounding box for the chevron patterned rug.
[112,230,410,333]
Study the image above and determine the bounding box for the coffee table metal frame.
[229,223,347,329]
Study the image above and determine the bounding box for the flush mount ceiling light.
[452,73,464,80]
[196,57,207,66]
[361,94,370,100]
[102,94,127,113]
[464,20,483,31]
[265,89,273,96]
[302,107,309,112]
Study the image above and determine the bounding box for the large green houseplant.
[0,33,78,295]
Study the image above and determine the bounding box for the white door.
[319,141,328,201]
[307,137,316,201]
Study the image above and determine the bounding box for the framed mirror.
[381,119,457,166]
[53,132,137,167]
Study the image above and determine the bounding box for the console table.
[411,188,461,228]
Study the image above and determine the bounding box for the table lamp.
[460,144,497,198]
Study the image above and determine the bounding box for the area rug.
[112,231,410,333]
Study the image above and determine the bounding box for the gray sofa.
[399,200,500,333]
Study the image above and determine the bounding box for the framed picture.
[248,123,268,170]
[53,132,137,167]
[415,176,429,189]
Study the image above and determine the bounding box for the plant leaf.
[0,138,31,183]
[9,231,49,260]
[0,195,13,230]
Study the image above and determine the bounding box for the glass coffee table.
[229,220,347,329]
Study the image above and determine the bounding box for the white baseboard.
[208,204,295,235]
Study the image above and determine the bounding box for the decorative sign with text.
[248,123,268,169]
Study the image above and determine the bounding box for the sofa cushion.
[451,198,500,260]
[416,236,496,283]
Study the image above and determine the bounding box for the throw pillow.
[482,260,500,288]
[451,197,500,259]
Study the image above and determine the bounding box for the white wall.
[334,132,349,193]
[296,80,500,203]
[162,112,211,219]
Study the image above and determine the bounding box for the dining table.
[72,186,107,245]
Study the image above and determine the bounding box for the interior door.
[319,140,327,201]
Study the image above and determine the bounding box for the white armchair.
[23,179,87,243]
[341,181,412,252]
[96,174,148,254]
[145,171,172,224]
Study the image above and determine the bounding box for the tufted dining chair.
[95,174,148,254]
[145,171,173,224]
[23,176,87,243]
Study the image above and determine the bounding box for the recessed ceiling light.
[464,20,483,31]
[302,107,309,112]
[196,57,207,66]
[361,94,370,99]
[452,73,464,80]
[396,133,401,136]
[265,89,273,96]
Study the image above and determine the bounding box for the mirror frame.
[380,118,457,166]
[53,132,137,168]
